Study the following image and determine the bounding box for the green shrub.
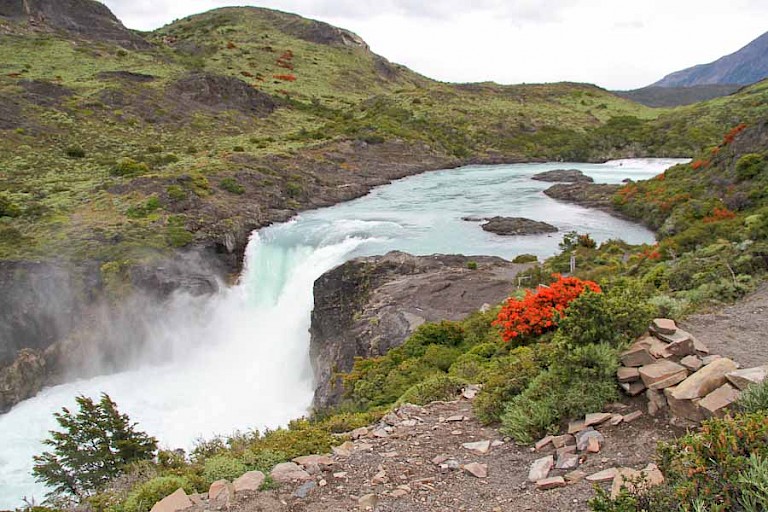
[735,153,766,181]
[466,260,478,270]
[557,282,655,348]
[737,454,768,512]
[202,455,247,484]
[65,146,86,158]
[166,216,194,247]
[249,420,337,460]
[448,354,488,381]
[242,449,287,474]
[422,345,462,372]
[512,254,538,264]
[0,193,21,218]
[285,181,303,198]
[233,145,245,152]
[166,185,187,201]
[500,344,619,443]
[737,379,768,414]
[123,476,194,512]
[589,481,681,512]
[397,375,467,405]
[473,346,543,425]
[220,177,245,195]
[111,157,150,177]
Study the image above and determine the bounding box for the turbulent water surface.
[0,159,685,505]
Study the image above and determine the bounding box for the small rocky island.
[479,216,559,236]
[531,169,594,183]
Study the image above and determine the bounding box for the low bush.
[65,146,86,158]
[202,454,246,484]
[512,254,538,264]
[737,379,768,414]
[737,454,768,512]
[122,475,194,512]
[111,158,150,177]
[396,374,467,405]
[220,177,245,195]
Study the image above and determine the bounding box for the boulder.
[664,386,704,422]
[150,489,193,512]
[680,355,703,372]
[358,494,378,510]
[620,345,656,367]
[726,366,768,390]
[651,318,677,335]
[575,429,604,451]
[270,462,312,484]
[672,358,738,400]
[555,452,580,470]
[617,367,640,383]
[699,383,741,418]
[293,454,334,468]
[480,217,558,236]
[531,169,594,183]
[233,470,265,493]
[528,455,554,482]
[208,480,234,508]
[639,360,688,390]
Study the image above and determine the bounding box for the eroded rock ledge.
[480,217,558,236]
[309,251,532,410]
[532,169,594,183]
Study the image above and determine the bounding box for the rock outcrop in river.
[531,169,594,183]
[309,251,532,409]
[480,217,558,236]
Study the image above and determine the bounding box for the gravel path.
[681,282,768,368]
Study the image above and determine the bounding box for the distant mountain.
[653,30,768,87]
[615,84,741,108]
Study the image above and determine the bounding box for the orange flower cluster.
[723,123,747,145]
[691,159,709,170]
[273,74,297,82]
[703,206,736,223]
[276,49,295,70]
[493,274,601,342]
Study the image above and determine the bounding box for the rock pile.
[617,318,767,425]
[529,406,647,492]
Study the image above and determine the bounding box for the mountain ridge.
[652,30,768,87]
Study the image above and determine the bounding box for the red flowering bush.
[493,274,601,342]
[703,206,736,223]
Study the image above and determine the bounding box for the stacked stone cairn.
[618,318,767,425]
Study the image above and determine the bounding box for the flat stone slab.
[462,462,488,478]
[672,358,738,400]
[654,328,693,344]
[462,440,491,454]
[651,318,677,335]
[700,383,740,418]
[551,434,575,448]
[585,412,613,427]
[620,380,647,396]
[727,366,768,390]
[617,367,640,382]
[664,386,704,422]
[536,476,567,490]
[680,355,703,372]
[555,452,580,470]
[575,429,604,451]
[535,435,554,451]
[621,345,656,367]
[639,360,688,390]
[528,455,554,482]
[586,468,618,482]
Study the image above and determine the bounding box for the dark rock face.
[480,217,558,236]
[168,72,278,118]
[0,96,22,129]
[0,251,224,412]
[310,251,532,409]
[543,183,621,210]
[0,0,149,49]
[532,169,594,183]
[96,71,156,83]
[261,8,368,48]
[20,79,73,107]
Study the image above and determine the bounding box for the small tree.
[33,394,158,500]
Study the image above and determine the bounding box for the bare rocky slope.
[310,252,533,410]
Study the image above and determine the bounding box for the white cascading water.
[0,159,686,506]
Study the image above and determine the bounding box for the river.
[0,158,685,506]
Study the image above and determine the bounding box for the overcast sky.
[101,0,767,90]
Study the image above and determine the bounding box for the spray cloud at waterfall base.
[0,159,683,506]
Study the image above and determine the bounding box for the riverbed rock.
[310,251,532,409]
[543,183,621,210]
[480,217,558,236]
[531,169,594,183]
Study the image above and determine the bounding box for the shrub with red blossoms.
[493,274,601,343]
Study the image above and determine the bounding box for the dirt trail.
[681,282,768,368]
[230,396,678,512]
